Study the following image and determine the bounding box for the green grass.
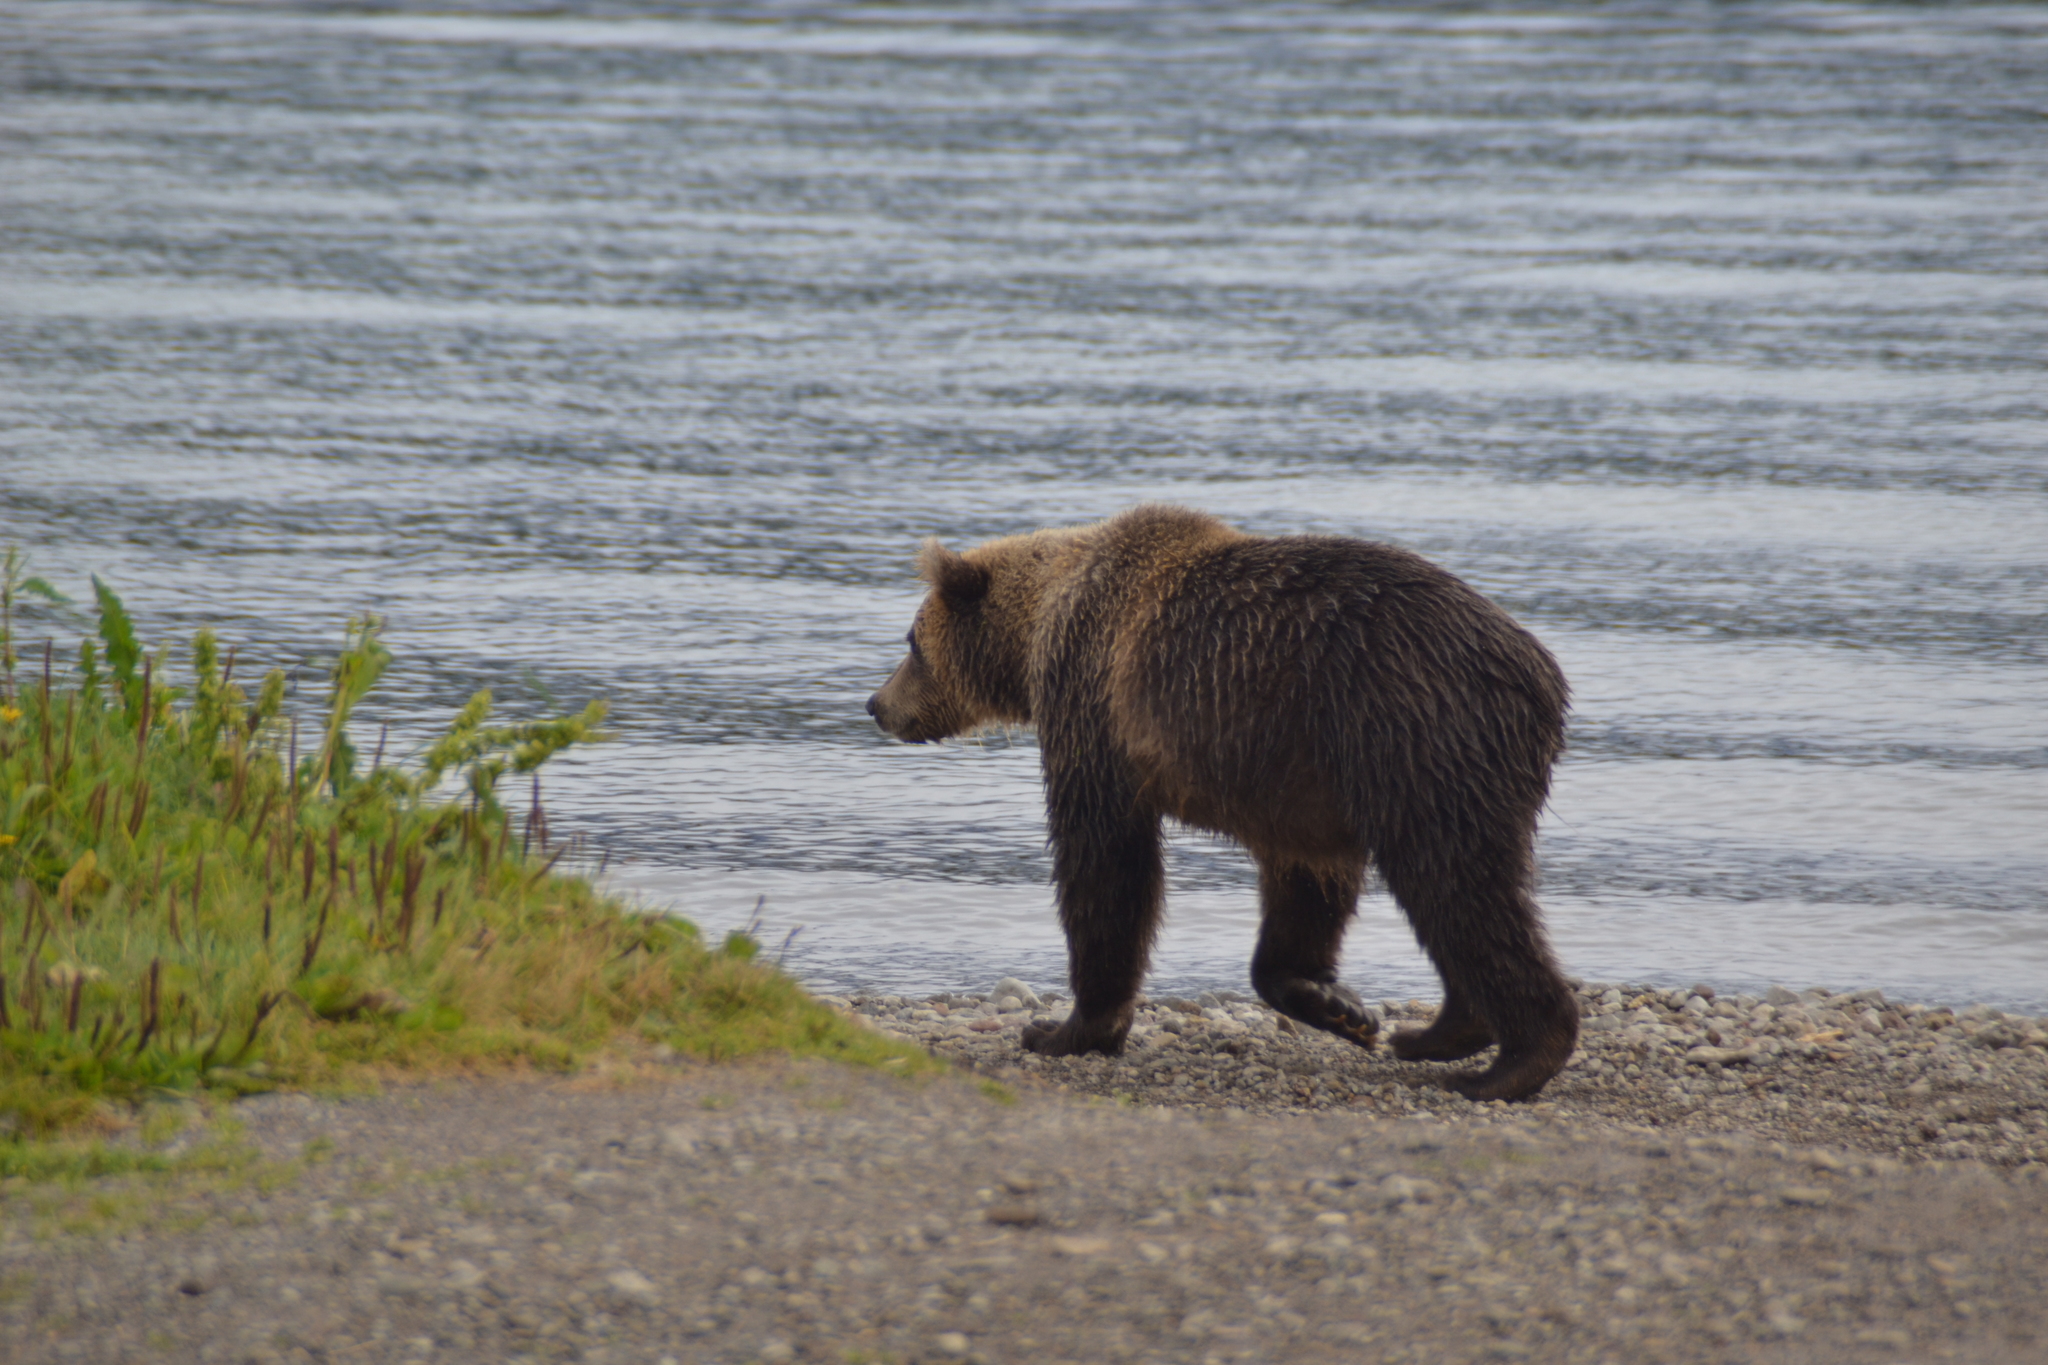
[1,1120,343,1240]
[0,550,933,1144]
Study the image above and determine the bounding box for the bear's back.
[1089,519,1565,856]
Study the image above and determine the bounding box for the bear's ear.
[918,539,991,606]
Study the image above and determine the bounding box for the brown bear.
[867,505,1578,1101]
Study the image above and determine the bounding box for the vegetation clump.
[0,550,922,1141]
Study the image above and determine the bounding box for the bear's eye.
[905,629,923,661]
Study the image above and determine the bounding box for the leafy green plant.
[0,554,928,1139]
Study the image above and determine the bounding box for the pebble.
[990,976,1041,1010]
[606,1269,659,1306]
[1050,1235,1112,1258]
[983,1203,1040,1227]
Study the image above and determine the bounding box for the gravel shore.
[847,978,2048,1170]
[4,981,2045,1365]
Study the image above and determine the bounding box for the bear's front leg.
[1024,767,1164,1059]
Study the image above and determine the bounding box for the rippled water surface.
[4,2,2045,1008]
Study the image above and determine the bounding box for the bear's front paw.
[1020,1014,1128,1057]
[1258,978,1380,1051]
[1308,984,1382,1050]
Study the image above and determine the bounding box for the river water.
[4,2,2045,1010]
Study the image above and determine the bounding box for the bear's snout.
[867,682,931,742]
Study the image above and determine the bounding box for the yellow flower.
[0,705,21,724]
[0,834,15,848]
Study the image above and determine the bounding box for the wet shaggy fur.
[867,505,1579,1101]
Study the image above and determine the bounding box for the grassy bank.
[0,552,925,1143]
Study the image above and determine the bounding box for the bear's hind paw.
[1445,1055,1566,1103]
[1390,1024,1493,1063]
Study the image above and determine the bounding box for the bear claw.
[1317,1004,1380,1049]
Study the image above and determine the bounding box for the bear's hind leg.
[1389,985,1495,1062]
[1380,851,1578,1102]
[1249,863,1380,1049]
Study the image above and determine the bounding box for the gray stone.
[606,1269,659,1307]
[984,1203,1040,1227]
[376,1274,431,1300]
[990,977,1041,1010]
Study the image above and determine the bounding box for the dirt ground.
[4,1022,2046,1365]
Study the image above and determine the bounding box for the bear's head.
[867,537,1036,743]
